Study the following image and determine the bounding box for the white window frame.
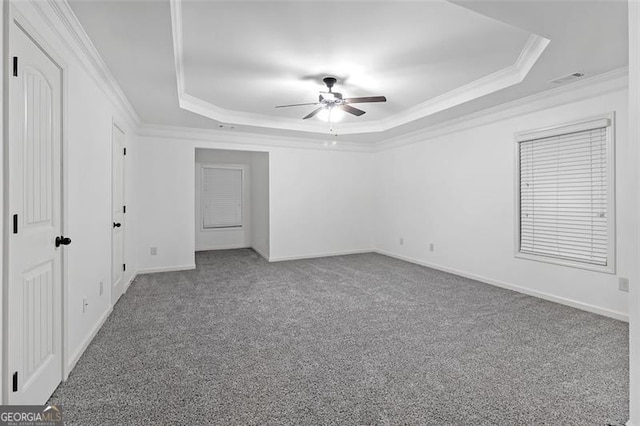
[200,164,245,231]
[514,113,616,274]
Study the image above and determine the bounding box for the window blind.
[202,167,242,228]
[519,126,608,266]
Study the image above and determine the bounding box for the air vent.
[551,72,585,85]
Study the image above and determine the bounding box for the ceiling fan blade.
[303,107,324,120]
[339,104,366,116]
[344,96,387,104]
[275,102,319,108]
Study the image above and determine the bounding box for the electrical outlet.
[82,297,89,313]
[99,281,103,296]
[619,277,629,292]
[429,243,434,252]
[150,247,158,256]
[399,237,404,246]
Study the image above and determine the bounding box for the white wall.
[136,133,373,270]
[251,152,270,259]
[136,137,195,272]
[195,149,253,251]
[373,87,631,320]
[7,1,139,380]
[268,148,373,261]
[65,63,125,364]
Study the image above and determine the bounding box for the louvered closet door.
[8,23,63,404]
[519,127,608,266]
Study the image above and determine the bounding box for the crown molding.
[136,124,374,153]
[374,67,629,152]
[178,92,332,134]
[30,0,141,128]
[169,0,185,99]
[170,0,549,136]
[138,67,628,154]
[372,34,550,132]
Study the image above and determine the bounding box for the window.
[201,166,243,229]
[515,115,615,273]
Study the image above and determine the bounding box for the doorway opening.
[194,149,269,259]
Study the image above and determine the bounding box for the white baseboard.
[269,248,373,262]
[123,272,137,292]
[137,264,196,274]
[195,244,250,251]
[251,245,270,261]
[64,306,112,378]
[375,249,629,322]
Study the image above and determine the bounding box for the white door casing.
[111,123,125,303]
[7,22,63,404]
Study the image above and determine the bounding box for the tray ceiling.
[172,0,546,134]
[68,0,628,143]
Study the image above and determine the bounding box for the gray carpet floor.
[49,249,629,425]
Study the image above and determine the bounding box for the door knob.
[55,236,71,247]
[113,222,121,228]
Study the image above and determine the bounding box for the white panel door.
[8,23,63,404]
[111,124,125,303]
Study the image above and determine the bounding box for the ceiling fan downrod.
[323,77,337,93]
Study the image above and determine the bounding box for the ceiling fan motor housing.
[323,77,337,91]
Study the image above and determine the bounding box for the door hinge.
[12,57,18,77]
[12,372,18,392]
[123,205,126,214]
[123,263,126,272]
[123,147,127,156]
[13,214,18,234]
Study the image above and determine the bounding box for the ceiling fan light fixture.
[317,105,345,123]
[320,92,338,102]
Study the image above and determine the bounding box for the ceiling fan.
[275,77,387,120]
